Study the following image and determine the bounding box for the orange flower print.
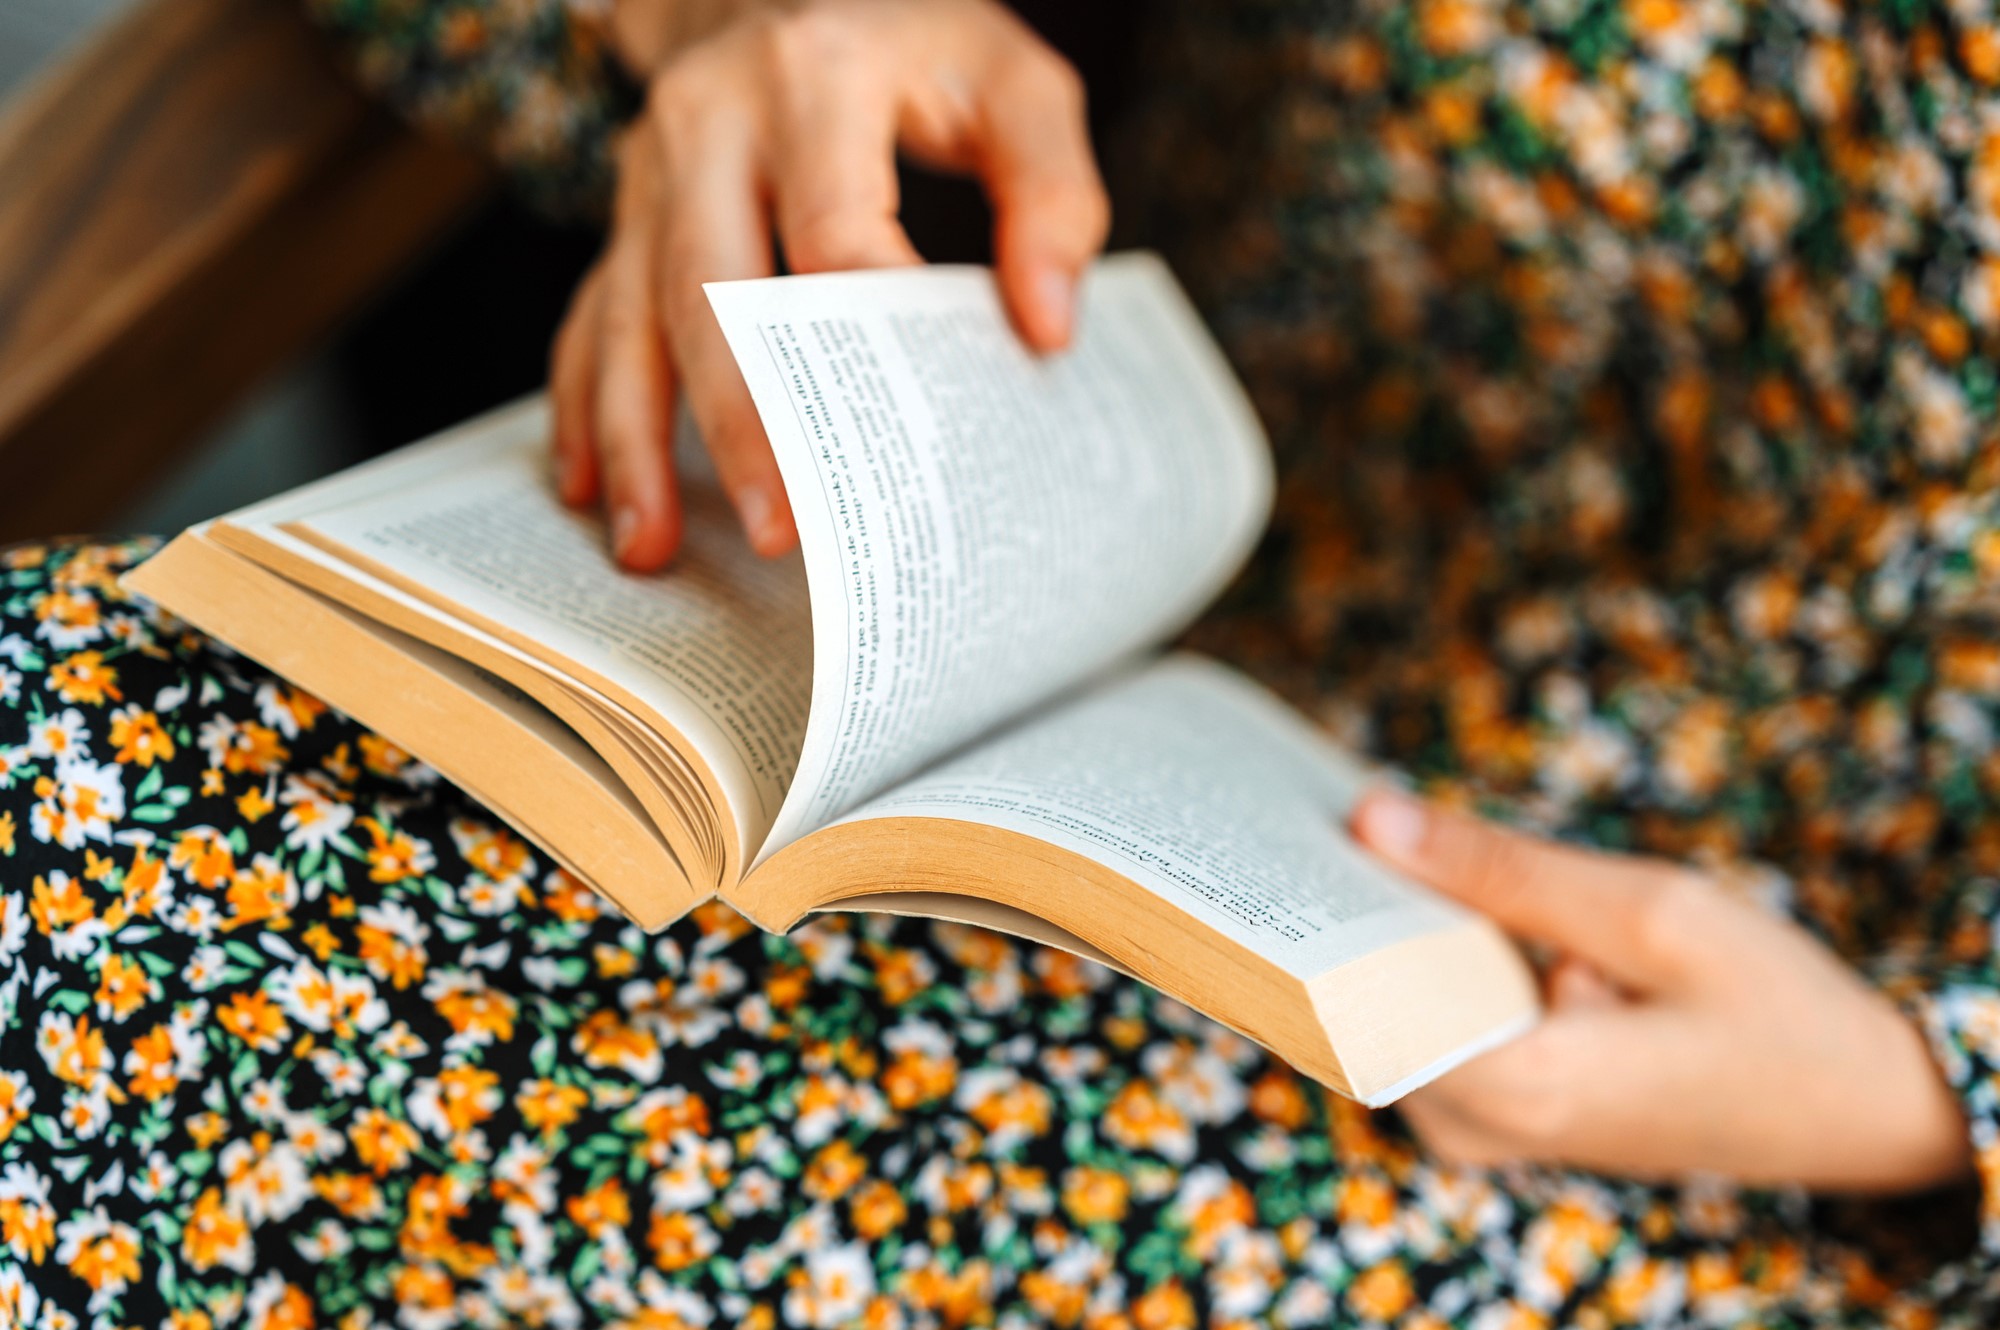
[1060,1167,1130,1226]
[1247,1069,1310,1130]
[847,1179,907,1240]
[0,1173,56,1265]
[1656,699,1734,803]
[355,901,431,989]
[123,1023,184,1102]
[236,784,275,823]
[1415,0,1498,58]
[278,772,353,849]
[29,871,95,941]
[32,587,102,649]
[243,1275,315,1330]
[1103,1080,1195,1163]
[408,1064,503,1139]
[222,855,300,931]
[167,827,236,889]
[35,1011,109,1089]
[540,868,605,923]
[19,376,2000,1330]
[29,761,124,852]
[1018,1269,1089,1327]
[1132,1279,1196,1330]
[269,958,387,1040]
[181,1188,253,1274]
[359,817,435,884]
[356,732,418,779]
[47,652,120,706]
[254,681,328,739]
[450,816,532,880]
[1347,1260,1416,1321]
[784,1242,875,1329]
[425,971,519,1044]
[880,1021,957,1109]
[54,1207,141,1302]
[573,1008,662,1079]
[802,1139,868,1202]
[0,1072,31,1144]
[348,1109,421,1178]
[107,705,174,766]
[648,1211,720,1271]
[1169,1166,1255,1260]
[517,1078,590,1138]
[565,1178,631,1238]
[91,952,152,1023]
[955,1068,1053,1151]
[871,944,937,1005]
[196,714,291,776]
[1940,639,2000,697]
[312,1173,385,1222]
[119,846,169,918]
[216,991,289,1052]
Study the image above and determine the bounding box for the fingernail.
[1032,266,1073,346]
[1359,791,1426,859]
[612,507,639,560]
[736,486,775,545]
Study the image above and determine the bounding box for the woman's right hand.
[551,0,1111,570]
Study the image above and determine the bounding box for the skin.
[552,0,1109,570]
[557,0,1973,1194]
[1351,791,1973,1194]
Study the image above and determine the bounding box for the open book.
[125,254,1537,1104]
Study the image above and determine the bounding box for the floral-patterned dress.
[16,0,2000,1324]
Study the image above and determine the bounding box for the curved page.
[265,402,814,868]
[707,254,1274,864]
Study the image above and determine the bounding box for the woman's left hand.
[1351,791,1974,1194]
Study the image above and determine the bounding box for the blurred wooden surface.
[0,0,492,541]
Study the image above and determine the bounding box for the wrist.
[1870,997,1975,1193]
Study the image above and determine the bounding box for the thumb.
[1352,790,1699,992]
[1546,956,1623,1011]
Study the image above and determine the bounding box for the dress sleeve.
[1876,879,2000,1257]
[300,0,641,218]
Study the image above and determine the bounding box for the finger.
[596,129,682,570]
[1546,956,1621,1011]
[1401,1004,1653,1174]
[1413,1003,1795,1184]
[1351,790,1704,991]
[654,112,798,555]
[1396,1092,1516,1170]
[550,264,607,507]
[770,70,923,274]
[1478,1008,1725,1180]
[972,49,1110,351]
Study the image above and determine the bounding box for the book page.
[827,656,1469,979]
[260,400,814,863]
[708,254,1274,863]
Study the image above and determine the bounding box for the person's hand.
[551,0,1110,570]
[1350,791,1973,1194]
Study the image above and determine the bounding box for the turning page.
[709,254,1274,863]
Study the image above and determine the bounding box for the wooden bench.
[0,0,491,541]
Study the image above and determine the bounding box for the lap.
[0,539,1905,1329]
